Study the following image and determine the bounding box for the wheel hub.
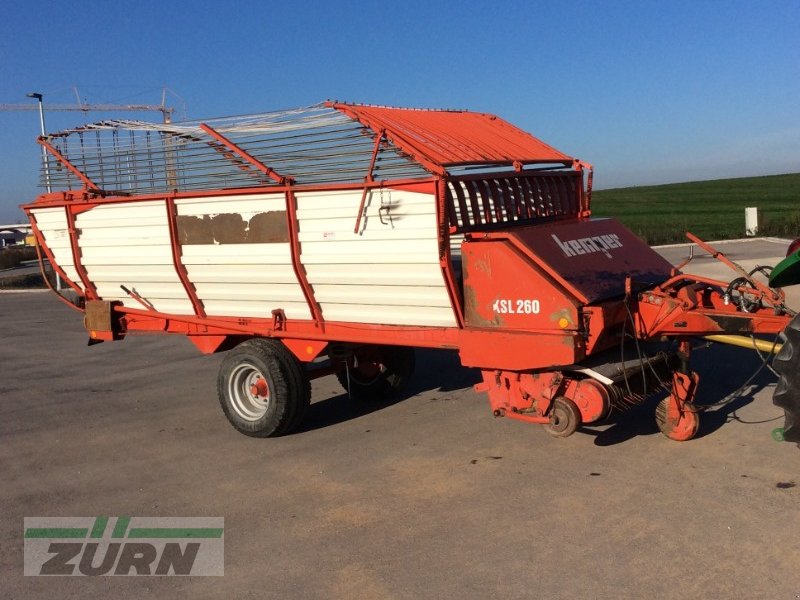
[250,378,269,397]
[228,362,271,422]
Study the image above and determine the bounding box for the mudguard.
[769,250,800,288]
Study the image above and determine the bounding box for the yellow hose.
[703,334,783,354]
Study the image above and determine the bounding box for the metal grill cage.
[40,104,430,193]
[446,171,582,232]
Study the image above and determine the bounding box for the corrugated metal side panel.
[86,265,180,283]
[297,188,457,327]
[332,103,573,166]
[75,201,194,314]
[176,194,311,320]
[29,207,82,287]
[304,263,444,286]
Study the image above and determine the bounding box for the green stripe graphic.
[90,516,108,538]
[112,516,131,538]
[25,518,223,539]
[24,528,88,538]
[128,528,224,538]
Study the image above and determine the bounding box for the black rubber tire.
[248,338,311,434]
[773,313,800,443]
[217,339,308,437]
[335,345,415,401]
[544,397,582,438]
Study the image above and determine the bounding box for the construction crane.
[0,89,175,123]
[0,102,174,123]
[0,101,174,123]
[2,90,174,291]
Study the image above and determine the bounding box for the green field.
[591,173,800,245]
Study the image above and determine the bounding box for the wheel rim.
[349,354,385,385]
[544,397,581,437]
[549,406,570,434]
[655,398,699,441]
[228,361,270,421]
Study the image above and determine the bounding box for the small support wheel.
[655,397,699,441]
[544,397,581,438]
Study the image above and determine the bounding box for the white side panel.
[75,201,194,315]
[304,263,444,286]
[189,264,298,284]
[29,207,82,286]
[181,244,293,265]
[320,304,456,327]
[33,187,457,329]
[312,284,452,306]
[177,195,285,216]
[200,300,311,319]
[86,265,181,283]
[175,193,312,320]
[297,188,457,327]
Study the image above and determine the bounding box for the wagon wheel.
[335,345,415,401]
[773,313,800,445]
[544,397,581,438]
[217,339,310,437]
[654,397,699,441]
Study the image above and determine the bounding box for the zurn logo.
[24,517,224,576]
[551,233,622,258]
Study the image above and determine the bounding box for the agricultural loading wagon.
[23,102,800,444]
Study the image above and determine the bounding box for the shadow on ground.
[295,342,781,443]
[297,349,481,434]
[589,341,779,446]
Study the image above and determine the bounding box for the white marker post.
[745,207,758,237]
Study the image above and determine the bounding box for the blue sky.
[0,0,797,222]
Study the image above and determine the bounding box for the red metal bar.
[503,411,550,425]
[176,131,272,184]
[23,177,438,211]
[285,185,325,329]
[37,137,98,190]
[26,211,83,297]
[635,281,791,337]
[164,196,207,319]
[27,213,84,312]
[656,271,774,295]
[199,123,286,185]
[116,305,461,349]
[684,232,782,304]
[64,206,98,299]
[436,177,464,327]
[353,129,385,234]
